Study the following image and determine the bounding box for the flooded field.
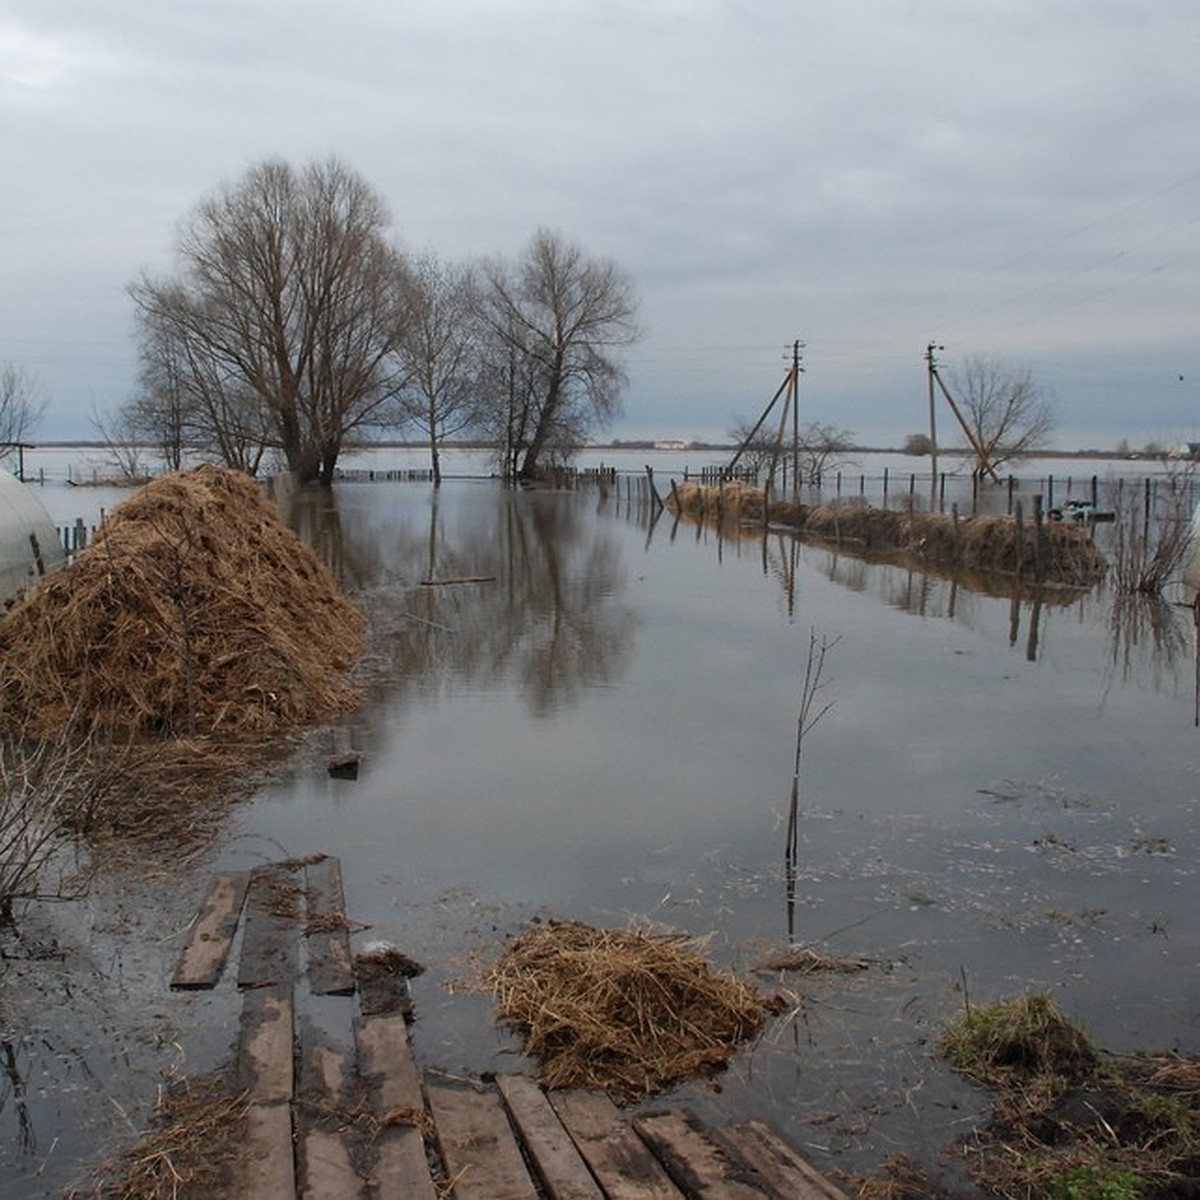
[2,463,1199,1196]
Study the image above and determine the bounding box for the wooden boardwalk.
[171,857,848,1199]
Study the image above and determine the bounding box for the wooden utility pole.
[925,342,941,505]
[727,339,804,485]
[924,346,1000,484]
[791,341,804,495]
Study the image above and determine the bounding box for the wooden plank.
[355,1014,424,1111]
[711,1121,849,1200]
[372,1126,438,1200]
[633,1110,769,1199]
[549,1089,684,1200]
[426,1081,538,1200]
[239,984,294,1102]
[170,871,248,989]
[496,1075,605,1200]
[302,1128,364,1199]
[304,857,355,995]
[239,864,302,989]
[355,1014,438,1200]
[239,1100,295,1200]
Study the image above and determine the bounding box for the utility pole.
[791,340,804,496]
[925,341,942,506]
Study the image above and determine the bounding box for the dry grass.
[665,484,1108,588]
[65,1075,250,1200]
[0,464,365,740]
[753,946,870,975]
[482,919,778,1103]
[0,466,367,869]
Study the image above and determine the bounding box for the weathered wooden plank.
[239,1100,295,1200]
[711,1121,849,1200]
[355,1014,438,1200]
[372,1126,438,1200]
[354,1014,424,1112]
[239,864,302,989]
[304,856,355,995]
[633,1110,769,1199]
[302,1128,364,1199]
[239,984,294,1102]
[426,1081,538,1200]
[496,1074,605,1200]
[170,871,248,989]
[549,1089,684,1200]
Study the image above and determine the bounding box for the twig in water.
[785,630,839,940]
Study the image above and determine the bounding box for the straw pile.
[0,465,365,739]
[484,920,775,1102]
[665,484,1107,588]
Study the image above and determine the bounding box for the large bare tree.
[950,354,1056,474]
[129,158,408,485]
[476,229,640,481]
[395,253,481,485]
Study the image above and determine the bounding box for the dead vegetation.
[939,991,1200,1198]
[64,1074,251,1200]
[665,482,1108,589]
[0,464,364,739]
[483,919,780,1102]
[0,466,366,889]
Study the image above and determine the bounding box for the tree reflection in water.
[285,484,634,718]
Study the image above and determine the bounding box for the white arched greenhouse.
[0,471,66,606]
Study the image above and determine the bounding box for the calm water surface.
[3,472,1198,1195]
[261,480,1200,1174]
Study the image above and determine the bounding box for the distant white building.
[0,472,66,606]
[654,439,692,451]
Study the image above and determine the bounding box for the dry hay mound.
[805,504,904,547]
[0,464,364,738]
[666,481,766,521]
[484,919,775,1102]
[904,513,1107,584]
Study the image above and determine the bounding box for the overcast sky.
[3,1,1198,448]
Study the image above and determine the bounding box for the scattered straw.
[753,946,871,975]
[65,1075,250,1200]
[483,919,776,1102]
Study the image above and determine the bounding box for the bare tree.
[476,229,640,481]
[90,404,150,483]
[129,294,271,475]
[129,157,408,485]
[0,362,46,465]
[949,354,1056,474]
[729,419,854,481]
[395,253,481,485]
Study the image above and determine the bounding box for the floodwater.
[3,460,1199,1196]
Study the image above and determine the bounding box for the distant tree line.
[118,157,641,486]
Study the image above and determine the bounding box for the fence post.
[1032,494,1044,580]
